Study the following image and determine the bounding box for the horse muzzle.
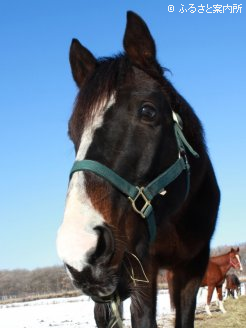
[58,224,120,298]
[66,261,118,298]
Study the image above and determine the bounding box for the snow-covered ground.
[0,288,216,328]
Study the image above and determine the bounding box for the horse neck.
[219,262,232,275]
[211,253,233,274]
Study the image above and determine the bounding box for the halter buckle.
[128,187,151,219]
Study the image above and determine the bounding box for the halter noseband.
[69,111,199,242]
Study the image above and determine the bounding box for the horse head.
[229,247,243,271]
[57,12,204,302]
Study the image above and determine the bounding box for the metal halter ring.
[128,187,151,219]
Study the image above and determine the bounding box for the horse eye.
[139,104,157,121]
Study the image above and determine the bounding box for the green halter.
[69,112,199,242]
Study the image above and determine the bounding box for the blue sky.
[0,1,245,270]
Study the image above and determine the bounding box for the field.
[157,296,246,328]
[0,291,245,327]
[195,296,246,328]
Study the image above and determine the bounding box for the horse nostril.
[90,225,114,265]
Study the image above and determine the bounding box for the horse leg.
[94,302,110,328]
[171,258,210,327]
[224,288,228,300]
[222,280,226,300]
[167,270,175,311]
[171,270,201,327]
[94,302,123,328]
[234,288,238,299]
[216,285,226,313]
[205,285,214,316]
[130,267,158,328]
[170,247,211,327]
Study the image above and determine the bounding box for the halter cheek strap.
[69,111,199,242]
[230,257,239,269]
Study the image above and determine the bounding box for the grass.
[195,296,246,327]
[156,296,246,328]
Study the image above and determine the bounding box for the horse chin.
[72,260,132,301]
[69,264,119,300]
[91,294,115,303]
[73,277,118,300]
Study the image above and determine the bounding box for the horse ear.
[69,39,97,87]
[123,11,156,68]
[236,247,240,252]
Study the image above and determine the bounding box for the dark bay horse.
[56,12,220,328]
[225,273,241,299]
[201,247,242,315]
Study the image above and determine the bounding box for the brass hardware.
[128,187,151,218]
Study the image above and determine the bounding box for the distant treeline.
[1,243,246,301]
[0,266,75,300]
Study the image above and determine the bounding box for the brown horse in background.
[201,247,242,315]
[225,273,241,299]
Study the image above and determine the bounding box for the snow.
[0,289,215,328]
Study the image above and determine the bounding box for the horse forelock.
[68,55,128,146]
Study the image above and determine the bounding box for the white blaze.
[236,254,243,271]
[56,96,115,272]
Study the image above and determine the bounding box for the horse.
[56,11,220,328]
[225,273,241,299]
[200,247,242,315]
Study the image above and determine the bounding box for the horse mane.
[211,247,238,258]
[210,249,236,266]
